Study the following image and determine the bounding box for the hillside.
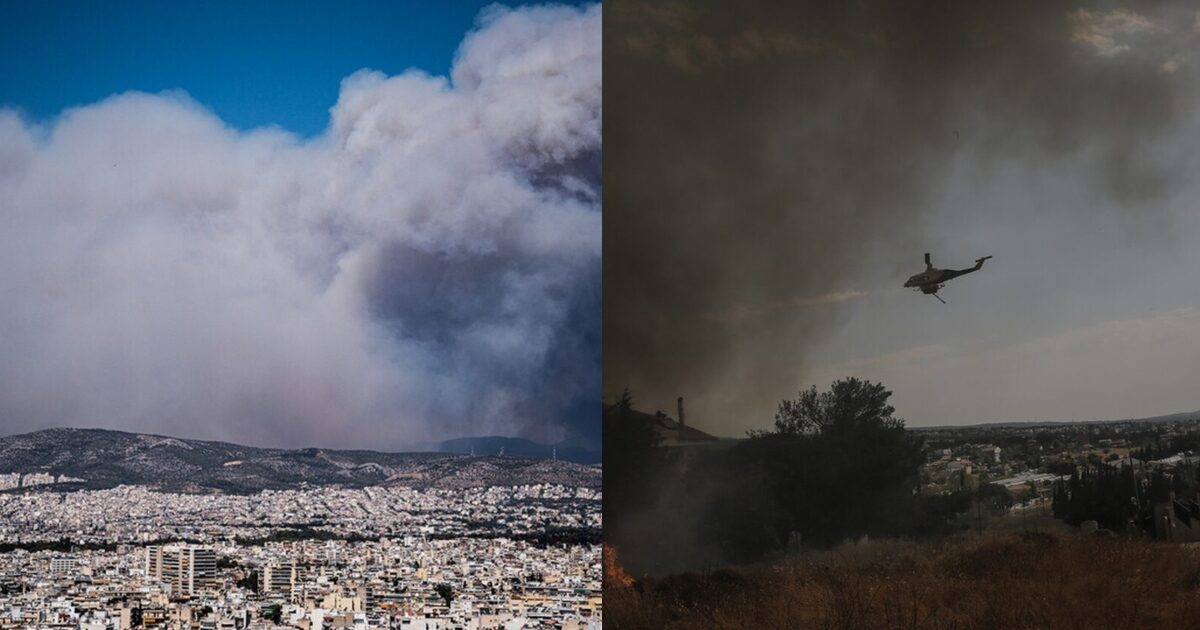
[605,531,1200,629]
[0,428,600,494]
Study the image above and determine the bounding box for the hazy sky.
[0,3,600,449]
[605,0,1200,436]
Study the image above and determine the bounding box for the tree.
[1046,459,1076,477]
[264,604,282,624]
[693,378,928,557]
[236,570,259,594]
[771,377,901,437]
[1053,465,1144,531]
[977,483,1015,513]
[1052,477,1069,519]
[603,388,663,543]
[609,378,960,570]
[434,583,455,608]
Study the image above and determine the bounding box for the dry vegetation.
[605,532,1200,629]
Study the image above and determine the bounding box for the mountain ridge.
[0,427,599,494]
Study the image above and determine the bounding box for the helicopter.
[904,253,992,303]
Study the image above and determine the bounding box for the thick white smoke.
[0,4,601,448]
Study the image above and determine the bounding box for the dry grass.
[605,532,1200,629]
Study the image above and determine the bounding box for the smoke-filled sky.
[605,0,1200,436]
[0,3,600,449]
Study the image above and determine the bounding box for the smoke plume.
[0,4,601,449]
[605,0,1200,434]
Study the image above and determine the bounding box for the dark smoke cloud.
[0,4,600,449]
[604,0,1199,433]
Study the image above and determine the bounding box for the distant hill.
[912,409,1200,431]
[438,436,600,464]
[0,428,600,494]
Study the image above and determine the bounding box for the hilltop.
[0,428,600,494]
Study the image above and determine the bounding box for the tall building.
[144,545,217,597]
[183,546,218,595]
[49,556,75,577]
[145,546,163,580]
[262,561,305,602]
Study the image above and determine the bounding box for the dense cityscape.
[0,484,602,629]
[916,413,1200,535]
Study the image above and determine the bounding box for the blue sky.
[0,1,586,137]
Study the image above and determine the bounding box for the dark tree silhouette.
[434,583,455,608]
[607,378,970,571]
[770,377,902,436]
[694,378,930,559]
[603,388,662,543]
